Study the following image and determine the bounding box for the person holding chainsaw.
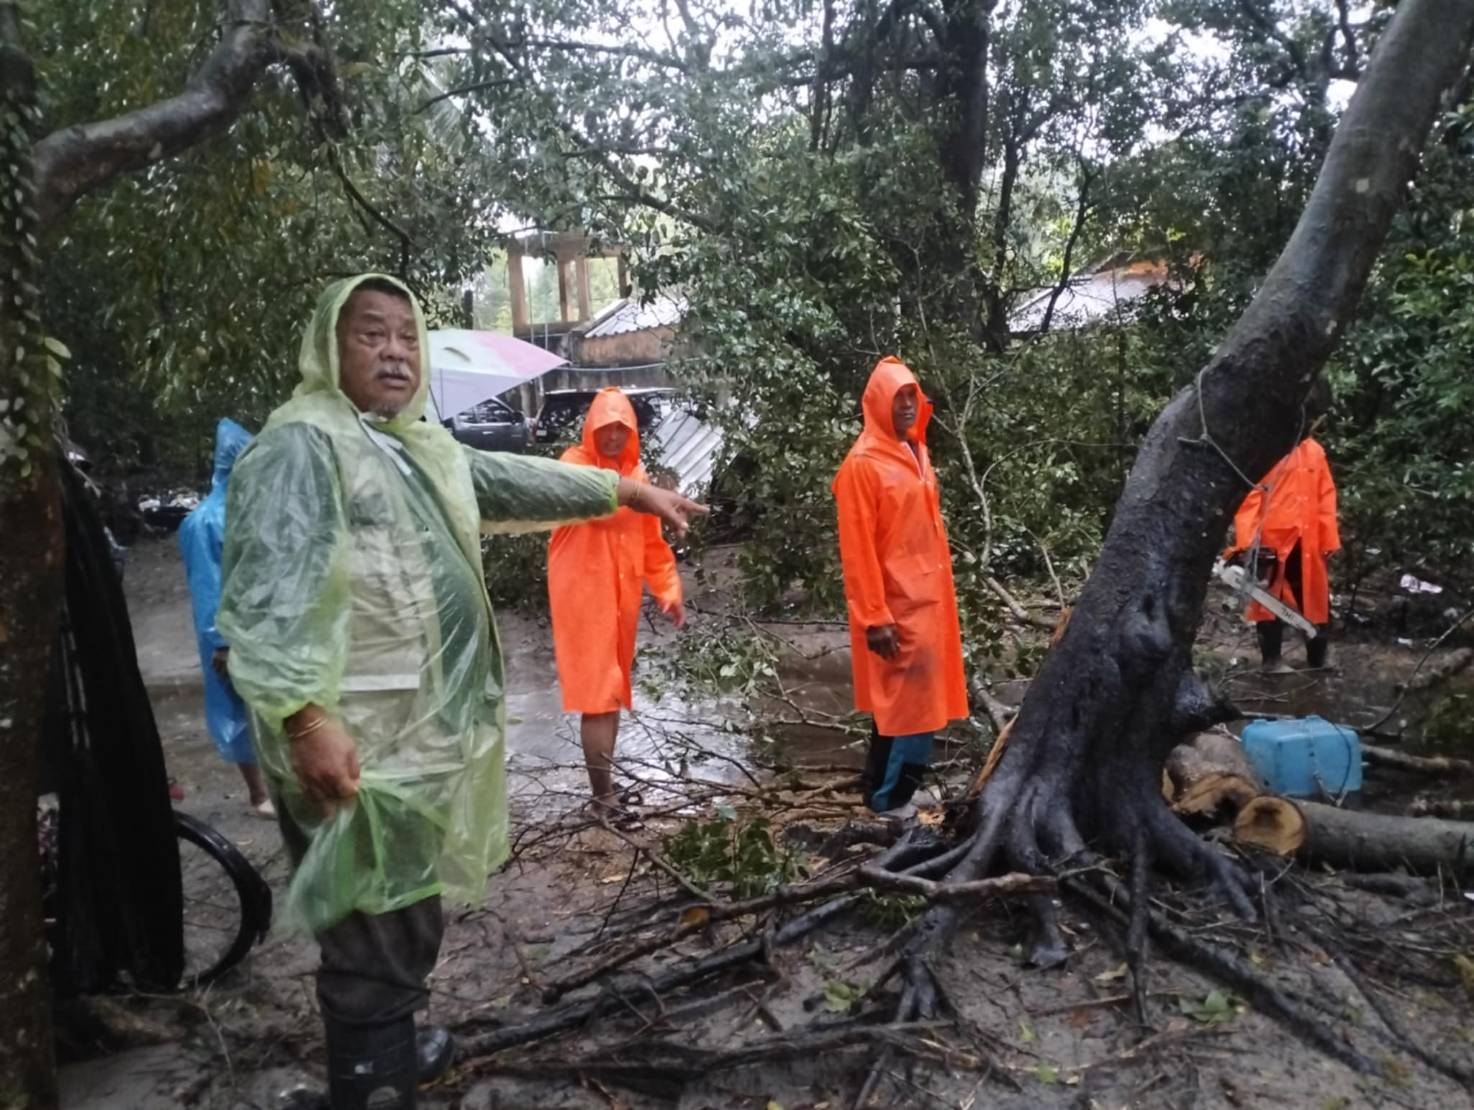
[1224,410,1340,672]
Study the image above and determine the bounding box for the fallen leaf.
[1179,989,1241,1025]
[916,806,945,828]
[678,905,711,929]
[1064,1007,1098,1030]
[1034,1063,1059,1085]
[1018,1018,1036,1044]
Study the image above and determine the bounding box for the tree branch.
[323,146,414,276]
[32,0,341,231]
[1233,0,1309,83]
[1037,164,1095,336]
[415,78,514,113]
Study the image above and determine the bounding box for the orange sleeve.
[642,511,682,609]
[1316,452,1340,553]
[833,459,895,629]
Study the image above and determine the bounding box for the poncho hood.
[211,418,252,490]
[293,273,433,431]
[857,356,932,461]
[573,387,641,475]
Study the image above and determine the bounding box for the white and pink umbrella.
[426,329,566,419]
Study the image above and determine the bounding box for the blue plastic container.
[1241,715,1363,798]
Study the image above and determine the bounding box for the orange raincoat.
[548,389,683,713]
[832,357,968,737]
[1225,437,1340,625]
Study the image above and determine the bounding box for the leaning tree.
[889,0,1474,1054]
[0,2,346,1104]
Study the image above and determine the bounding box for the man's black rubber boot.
[1255,621,1284,666]
[325,1017,417,1110]
[416,1026,455,1084]
[1306,626,1330,669]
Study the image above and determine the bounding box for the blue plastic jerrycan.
[1240,715,1363,798]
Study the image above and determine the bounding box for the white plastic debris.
[1399,573,1443,595]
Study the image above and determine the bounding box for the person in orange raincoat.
[832,357,968,816]
[1225,431,1340,671]
[548,388,686,813]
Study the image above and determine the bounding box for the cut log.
[1166,728,1261,792]
[1406,796,1474,820]
[1233,796,1307,855]
[1298,800,1474,875]
[1362,743,1474,777]
[1173,772,1260,817]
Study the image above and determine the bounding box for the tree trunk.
[0,5,342,1101]
[896,0,1474,1013]
[1299,801,1474,875]
[0,4,62,1104]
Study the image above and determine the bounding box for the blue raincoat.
[179,419,255,765]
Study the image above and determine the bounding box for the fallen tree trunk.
[1407,797,1474,820]
[1167,729,1262,817]
[1166,728,1261,789]
[1299,800,1474,875]
[1362,743,1474,777]
[1400,646,1474,694]
[1174,773,1259,818]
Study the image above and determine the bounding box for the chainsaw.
[1212,559,1318,638]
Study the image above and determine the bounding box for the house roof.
[583,292,688,339]
[1009,259,1171,334]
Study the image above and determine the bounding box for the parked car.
[443,396,532,453]
[531,387,674,445]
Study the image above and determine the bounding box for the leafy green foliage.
[662,811,805,900]
[638,618,783,701]
[1179,988,1243,1025]
[39,0,503,480]
[34,0,1474,606]
[858,889,927,930]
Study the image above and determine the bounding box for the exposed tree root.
[462,830,1045,1060]
[1320,937,1474,1088]
[479,1022,996,1102]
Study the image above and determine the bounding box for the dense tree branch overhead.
[32,0,341,230]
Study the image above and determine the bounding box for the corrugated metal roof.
[647,406,723,498]
[584,292,688,339]
[1009,261,1169,333]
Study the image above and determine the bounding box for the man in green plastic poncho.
[218,275,704,1110]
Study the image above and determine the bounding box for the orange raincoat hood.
[569,387,641,474]
[856,356,932,461]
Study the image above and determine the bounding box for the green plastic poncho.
[218,274,617,933]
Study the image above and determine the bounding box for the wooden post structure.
[557,254,572,323]
[508,248,529,336]
[576,254,593,321]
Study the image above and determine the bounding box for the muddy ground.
[55,537,1474,1109]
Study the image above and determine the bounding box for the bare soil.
[55,538,1474,1109]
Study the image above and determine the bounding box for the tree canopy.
[33,0,1474,610]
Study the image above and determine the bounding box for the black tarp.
[41,456,183,993]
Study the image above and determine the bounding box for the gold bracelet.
[631,481,644,510]
[287,715,328,742]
